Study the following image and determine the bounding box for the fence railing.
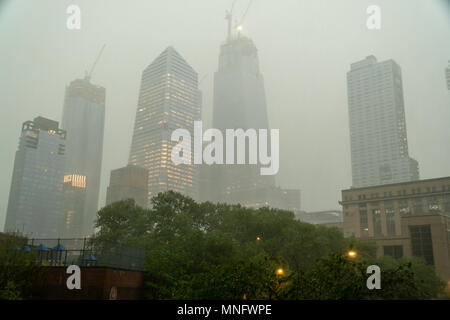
[2,237,146,271]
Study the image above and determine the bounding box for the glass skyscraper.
[129,46,201,203]
[61,77,106,237]
[347,55,419,188]
[5,117,66,238]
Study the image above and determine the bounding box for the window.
[427,197,440,212]
[398,199,409,214]
[413,198,423,214]
[372,209,382,236]
[386,212,395,236]
[409,225,434,265]
[360,210,368,237]
[384,200,394,210]
[384,245,403,259]
[444,195,450,217]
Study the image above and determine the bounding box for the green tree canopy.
[94,191,445,300]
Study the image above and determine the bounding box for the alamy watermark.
[171,121,279,176]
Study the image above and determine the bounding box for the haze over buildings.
[201,21,301,211]
[0,1,449,231]
[446,61,450,91]
[61,77,106,237]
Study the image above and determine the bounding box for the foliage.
[94,191,445,300]
[0,235,41,300]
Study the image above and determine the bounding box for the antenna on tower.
[85,44,106,82]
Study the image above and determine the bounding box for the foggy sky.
[1,0,449,230]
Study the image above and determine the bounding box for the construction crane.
[236,0,253,34]
[225,0,238,41]
[225,0,253,39]
[85,44,106,82]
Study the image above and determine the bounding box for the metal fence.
[5,237,146,271]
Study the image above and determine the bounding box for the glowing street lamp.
[256,236,261,241]
[347,250,357,258]
[276,268,284,275]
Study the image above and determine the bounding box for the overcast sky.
[0,0,449,230]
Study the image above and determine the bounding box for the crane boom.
[239,0,253,26]
[86,44,106,81]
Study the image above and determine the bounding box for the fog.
[1,0,449,231]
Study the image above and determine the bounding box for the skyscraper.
[61,77,105,237]
[210,31,274,204]
[5,117,66,238]
[347,55,419,188]
[446,61,450,91]
[129,47,201,204]
[205,27,301,212]
[106,164,148,208]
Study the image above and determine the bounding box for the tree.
[0,234,41,300]
[281,253,445,300]
[93,191,445,300]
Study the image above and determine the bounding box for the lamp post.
[346,249,376,260]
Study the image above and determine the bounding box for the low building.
[32,266,144,300]
[295,210,343,232]
[232,186,301,213]
[340,176,450,282]
[296,210,342,224]
[106,164,148,208]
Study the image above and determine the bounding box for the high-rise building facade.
[211,33,275,204]
[5,117,66,238]
[59,174,87,238]
[347,56,419,188]
[61,77,106,237]
[129,47,201,204]
[204,28,300,212]
[106,164,148,208]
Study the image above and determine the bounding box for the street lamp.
[346,249,376,260]
[276,268,284,275]
[347,250,357,258]
[256,236,261,241]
